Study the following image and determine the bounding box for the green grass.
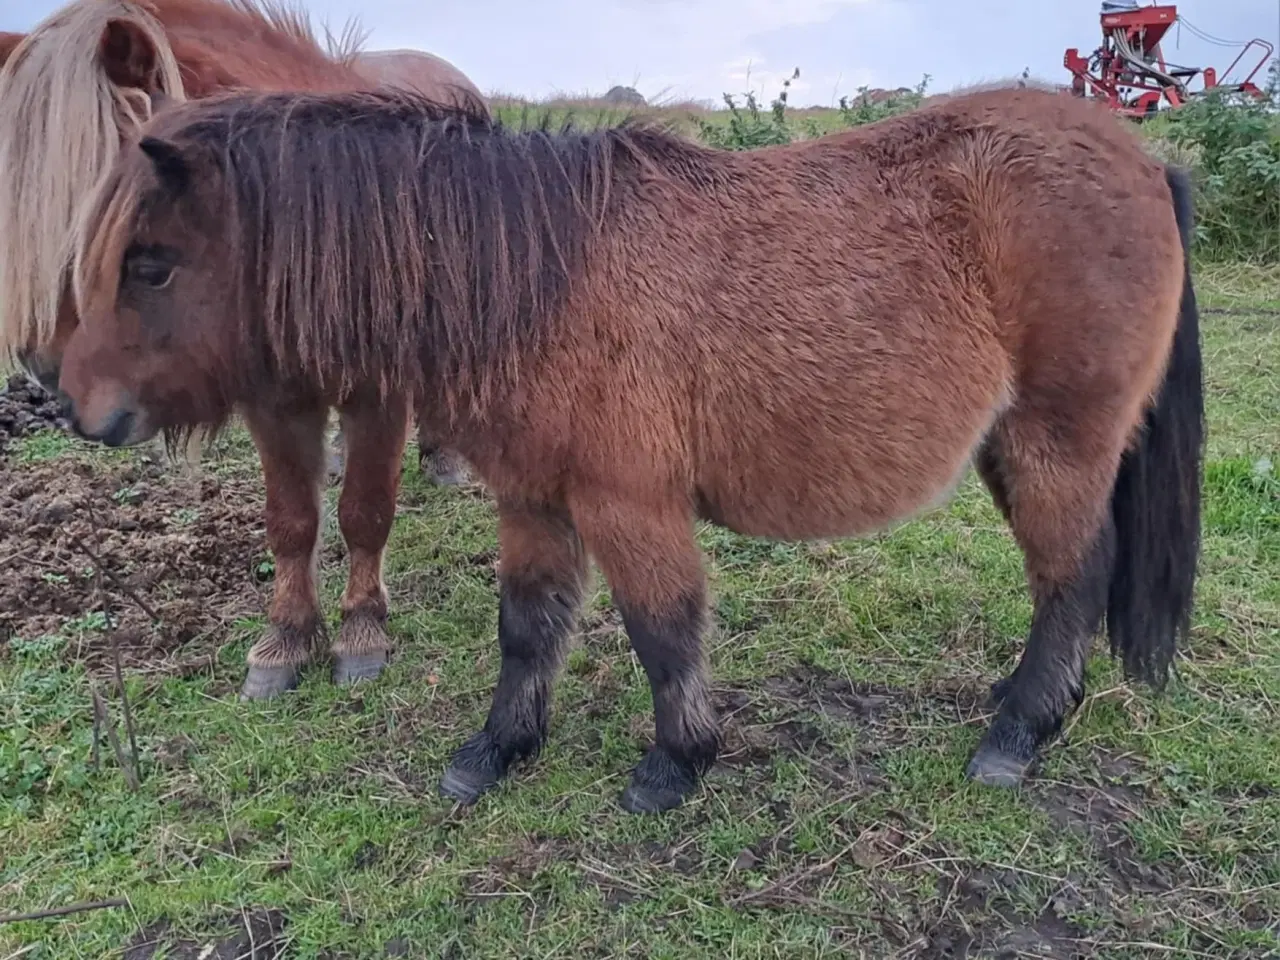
[2,264,1279,958]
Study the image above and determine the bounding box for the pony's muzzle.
[67,390,150,447]
[71,407,135,446]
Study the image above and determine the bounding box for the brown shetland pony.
[0,0,480,700]
[60,85,1204,814]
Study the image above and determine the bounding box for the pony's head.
[0,0,184,387]
[62,85,612,446]
[61,127,237,447]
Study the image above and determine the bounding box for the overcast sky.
[8,0,1278,105]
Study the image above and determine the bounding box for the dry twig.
[0,899,126,926]
[91,686,139,792]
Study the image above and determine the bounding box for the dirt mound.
[0,375,68,455]
[602,84,646,106]
[0,454,268,674]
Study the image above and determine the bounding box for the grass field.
[1,261,1278,959]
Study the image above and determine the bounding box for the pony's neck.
[0,31,22,69]
[151,0,365,94]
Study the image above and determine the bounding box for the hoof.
[240,663,302,701]
[327,429,345,480]
[420,448,470,487]
[326,450,344,481]
[439,764,500,805]
[333,651,388,686]
[332,613,392,686]
[440,730,516,805]
[965,743,1031,789]
[619,746,700,815]
[619,781,688,814]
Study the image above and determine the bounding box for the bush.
[1158,62,1280,262]
[698,62,1278,263]
[697,69,800,150]
[837,75,931,127]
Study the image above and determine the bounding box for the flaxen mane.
[225,0,366,66]
[0,0,184,370]
[77,91,705,411]
[0,0,367,373]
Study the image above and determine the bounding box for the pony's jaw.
[15,349,61,395]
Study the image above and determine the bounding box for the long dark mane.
[85,89,713,411]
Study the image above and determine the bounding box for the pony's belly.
[697,417,993,542]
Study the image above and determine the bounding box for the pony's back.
[354,49,489,115]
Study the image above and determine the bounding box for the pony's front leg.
[573,496,721,814]
[240,404,329,699]
[330,394,412,685]
[441,501,587,804]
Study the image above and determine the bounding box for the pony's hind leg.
[440,502,587,803]
[330,395,412,685]
[572,497,720,814]
[240,404,330,699]
[974,440,1019,707]
[966,423,1119,787]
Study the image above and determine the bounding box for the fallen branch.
[111,637,141,777]
[70,538,160,622]
[728,841,857,908]
[78,501,146,785]
[91,686,140,792]
[91,699,102,772]
[0,899,126,925]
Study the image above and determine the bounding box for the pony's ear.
[139,137,189,194]
[99,18,162,92]
[0,31,23,71]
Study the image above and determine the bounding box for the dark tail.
[1106,165,1205,689]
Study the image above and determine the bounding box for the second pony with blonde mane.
[0,0,485,699]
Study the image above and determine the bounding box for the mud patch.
[716,665,917,793]
[1031,753,1174,895]
[0,376,67,456]
[0,453,267,674]
[123,909,287,959]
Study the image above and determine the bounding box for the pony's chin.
[103,410,159,448]
[124,419,161,447]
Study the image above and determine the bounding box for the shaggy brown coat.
[62,84,1204,812]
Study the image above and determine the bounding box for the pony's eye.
[130,260,175,289]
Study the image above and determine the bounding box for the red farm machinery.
[1064,1,1274,118]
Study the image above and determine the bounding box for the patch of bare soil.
[123,909,287,959]
[0,375,67,455]
[0,452,267,674]
[1031,754,1172,896]
[709,669,1164,958]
